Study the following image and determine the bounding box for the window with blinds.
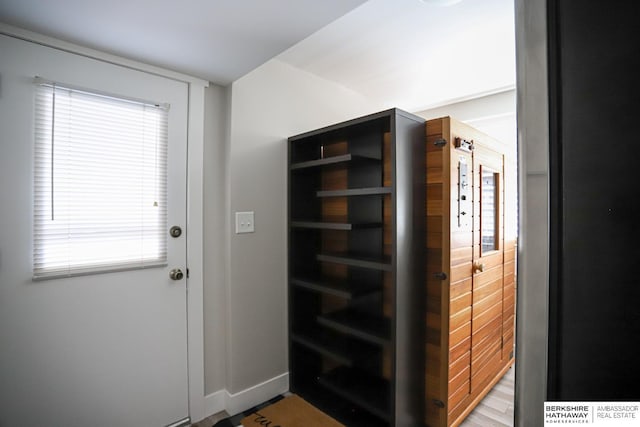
[33,80,169,279]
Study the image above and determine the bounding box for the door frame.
[0,24,210,423]
[513,0,550,425]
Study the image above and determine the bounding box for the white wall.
[414,89,517,157]
[224,59,379,403]
[203,84,230,395]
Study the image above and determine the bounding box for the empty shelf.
[317,252,392,271]
[316,187,392,198]
[291,330,377,367]
[318,308,391,346]
[290,154,379,170]
[318,366,391,422]
[291,276,379,299]
[291,221,382,231]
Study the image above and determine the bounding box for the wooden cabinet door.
[426,117,515,427]
[445,145,474,424]
[470,145,505,393]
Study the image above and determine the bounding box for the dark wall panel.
[548,0,640,399]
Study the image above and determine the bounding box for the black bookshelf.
[290,153,380,171]
[318,366,391,422]
[318,308,391,346]
[290,221,382,231]
[316,252,392,272]
[291,329,378,367]
[288,108,425,426]
[290,276,379,300]
[316,186,392,198]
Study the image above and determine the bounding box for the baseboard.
[203,389,226,419]
[198,373,290,421]
[225,372,289,416]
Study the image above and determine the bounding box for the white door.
[0,35,189,426]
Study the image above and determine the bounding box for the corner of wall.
[203,83,232,396]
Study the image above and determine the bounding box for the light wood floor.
[459,365,515,427]
[191,366,515,427]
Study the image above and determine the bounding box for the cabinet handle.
[473,262,485,273]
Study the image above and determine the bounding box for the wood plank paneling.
[450,278,472,300]
[449,365,471,395]
[425,117,450,427]
[428,216,444,233]
[425,117,516,427]
[472,301,502,330]
[476,251,504,270]
[428,198,445,217]
[471,316,503,359]
[449,333,470,365]
[427,154,444,170]
[321,144,349,314]
[473,265,504,288]
[451,291,472,315]
[451,247,473,266]
[504,260,515,278]
[471,351,503,391]
[472,341,502,382]
[426,119,443,137]
[450,320,471,347]
[472,288,502,316]
[451,262,473,283]
[472,320,502,359]
[449,379,471,410]
[449,350,471,382]
[449,395,473,427]
[472,278,502,304]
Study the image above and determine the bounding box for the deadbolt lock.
[169,268,184,281]
[169,226,182,238]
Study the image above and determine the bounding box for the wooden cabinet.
[288,109,425,427]
[424,117,516,427]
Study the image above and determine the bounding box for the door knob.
[169,225,182,238]
[169,268,184,281]
[473,262,485,273]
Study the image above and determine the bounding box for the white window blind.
[33,80,169,279]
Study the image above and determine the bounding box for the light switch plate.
[235,211,255,234]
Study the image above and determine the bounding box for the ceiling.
[278,0,516,111]
[0,0,368,84]
[0,0,515,110]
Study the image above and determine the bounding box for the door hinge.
[501,335,504,349]
[433,272,447,280]
[433,138,447,147]
[432,399,445,408]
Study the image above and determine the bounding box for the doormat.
[241,395,344,427]
[212,395,284,427]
